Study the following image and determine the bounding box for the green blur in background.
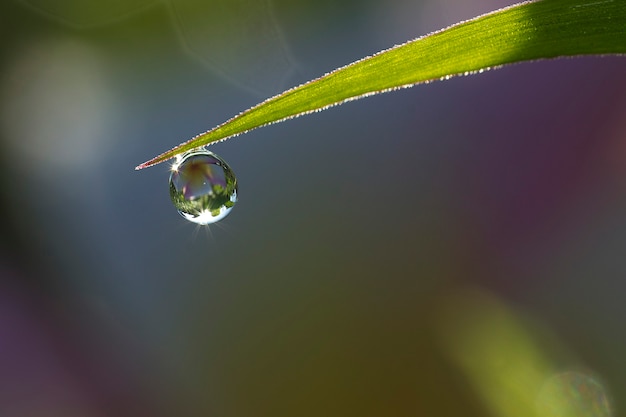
[0,0,625,416]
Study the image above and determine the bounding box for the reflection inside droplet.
[536,371,612,417]
[169,149,237,224]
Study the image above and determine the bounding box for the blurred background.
[0,0,625,416]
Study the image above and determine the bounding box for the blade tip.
[134,159,157,171]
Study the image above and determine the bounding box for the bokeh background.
[1,0,625,416]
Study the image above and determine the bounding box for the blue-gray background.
[1,0,625,416]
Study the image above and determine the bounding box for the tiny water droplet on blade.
[169,149,237,225]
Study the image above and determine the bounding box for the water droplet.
[169,149,237,224]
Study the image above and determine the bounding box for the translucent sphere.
[169,149,238,224]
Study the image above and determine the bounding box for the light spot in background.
[437,289,552,417]
[0,37,117,173]
[17,0,158,28]
[436,288,612,417]
[166,0,297,96]
[16,0,297,96]
[536,371,613,417]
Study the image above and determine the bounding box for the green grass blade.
[136,0,626,170]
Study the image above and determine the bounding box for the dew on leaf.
[169,149,237,224]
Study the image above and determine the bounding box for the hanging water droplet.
[169,149,237,224]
